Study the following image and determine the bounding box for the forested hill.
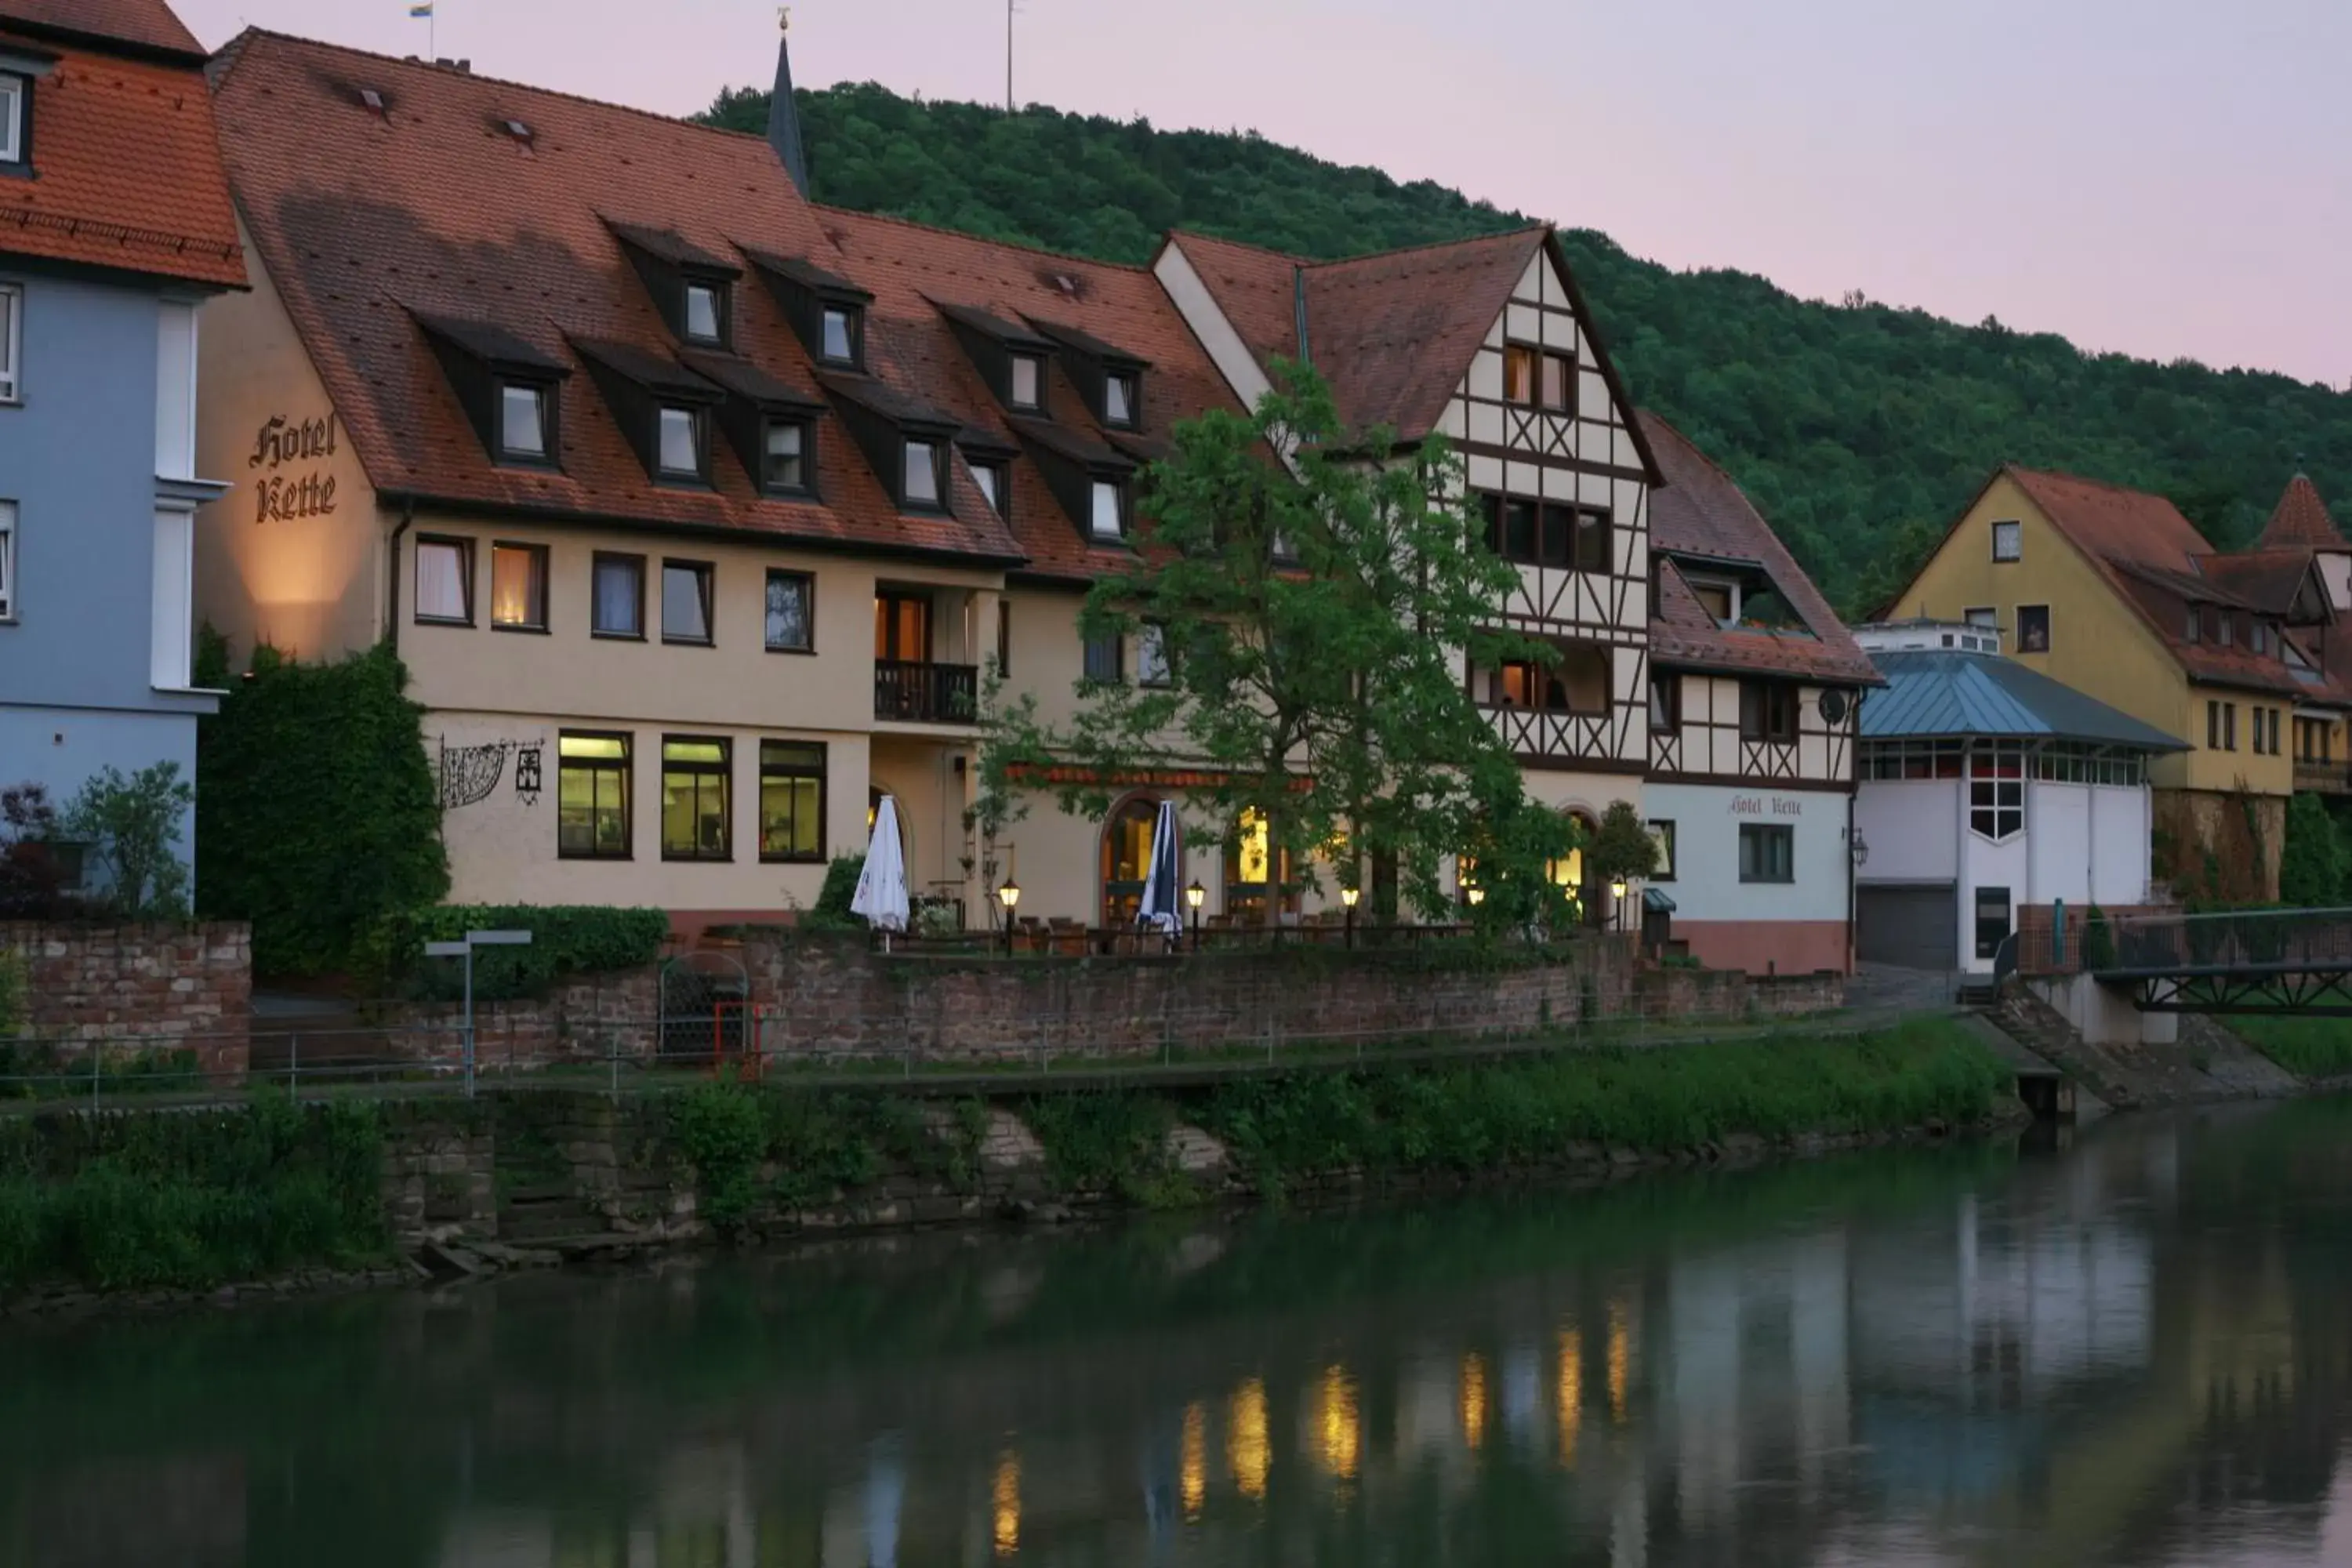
[699,82,2352,615]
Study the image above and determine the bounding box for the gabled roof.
[1639,412,1879,686]
[206,31,1022,565]
[1861,652,2187,752]
[2004,466,2214,572]
[0,0,200,60]
[2257,474,2347,552]
[2194,550,2329,618]
[0,11,241,288]
[1162,230,1302,365]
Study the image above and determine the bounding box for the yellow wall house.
[1887,466,2348,901]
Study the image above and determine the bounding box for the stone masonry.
[2,921,252,1078]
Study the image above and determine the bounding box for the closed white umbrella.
[1137,799,1182,936]
[851,793,910,946]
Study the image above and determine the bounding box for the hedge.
[358,904,672,1000]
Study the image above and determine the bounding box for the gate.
[658,951,750,1066]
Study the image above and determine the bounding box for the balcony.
[874,659,978,725]
[2296,760,2350,795]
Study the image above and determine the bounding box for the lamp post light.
[996,878,1022,957]
[1465,886,1486,909]
[1610,877,1631,935]
[1341,883,1359,949]
[423,928,533,1099]
[1185,879,1206,952]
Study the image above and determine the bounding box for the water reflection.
[14,1102,2352,1565]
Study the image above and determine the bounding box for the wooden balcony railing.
[873,659,979,724]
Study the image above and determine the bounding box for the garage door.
[1857,884,1958,970]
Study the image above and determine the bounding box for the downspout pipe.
[386,497,415,655]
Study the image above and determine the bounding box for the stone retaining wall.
[1,921,252,1077]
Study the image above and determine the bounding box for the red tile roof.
[2194,550,2326,618]
[1161,230,1301,368]
[0,0,200,58]
[0,22,241,287]
[2256,474,2347,552]
[1640,412,1878,685]
[207,34,1029,564]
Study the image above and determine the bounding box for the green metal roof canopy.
[1860,652,2188,751]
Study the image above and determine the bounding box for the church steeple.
[768,8,810,194]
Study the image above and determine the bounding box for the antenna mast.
[1007,0,1016,114]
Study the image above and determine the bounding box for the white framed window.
[1138,622,1172,687]
[0,75,23,166]
[414,536,473,625]
[684,282,724,343]
[763,420,808,492]
[1090,478,1124,539]
[1009,354,1042,410]
[1104,372,1138,427]
[0,284,20,403]
[657,405,702,479]
[903,440,941,507]
[499,381,547,460]
[0,499,15,620]
[820,305,858,365]
[1991,519,2022,562]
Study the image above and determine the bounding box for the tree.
[2280,792,2344,907]
[60,762,193,919]
[988,361,1576,924]
[0,783,71,919]
[1587,800,1663,889]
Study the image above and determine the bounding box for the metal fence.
[2101,906,2352,972]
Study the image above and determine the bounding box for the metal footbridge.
[2091,906,2352,1014]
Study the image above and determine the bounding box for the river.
[8,1100,2352,1566]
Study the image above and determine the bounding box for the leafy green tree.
[2281,792,2345,906]
[988,362,1573,924]
[1588,800,1663,889]
[61,762,193,919]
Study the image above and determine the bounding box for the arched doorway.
[1101,794,1167,928]
[1548,810,1603,928]
[1225,808,1298,923]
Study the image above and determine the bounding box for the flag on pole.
[408,3,434,16]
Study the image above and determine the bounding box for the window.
[1740,680,1798,742]
[1964,607,1996,629]
[903,440,943,508]
[2267,707,2282,756]
[1969,743,2024,841]
[1090,479,1126,540]
[1570,507,1611,573]
[2016,604,2050,654]
[1502,344,1537,405]
[414,536,473,625]
[820,304,860,365]
[1738,824,1794,884]
[661,559,713,645]
[0,499,13,620]
[2219,612,2235,648]
[1083,630,1121,684]
[1991,520,2021,562]
[0,74,22,167]
[873,590,931,661]
[657,406,704,480]
[1540,351,1574,413]
[1138,622,1172,687]
[2226,702,2238,753]
[996,599,1012,677]
[1009,354,1043,411]
[489,543,547,631]
[557,732,632,859]
[764,569,813,653]
[660,737,731,861]
[971,458,1007,516]
[592,552,644,638]
[683,281,724,344]
[0,286,20,403]
[2184,605,2200,643]
[1690,579,1735,622]
[1104,372,1139,428]
[499,382,550,462]
[1486,495,1537,561]
[1650,820,1676,882]
[762,420,809,493]
[1649,672,1680,732]
[758,740,825,862]
[2207,699,2222,750]
[1974,886,2012,961]
[1226,808,1298,918]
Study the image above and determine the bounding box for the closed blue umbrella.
[1138,800,1182,935]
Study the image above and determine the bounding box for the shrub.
[196,639,448,977]
[60,762,194,919]
[358,905,671,1000]
[0,784,73,920]
[2281,792,2344,907]
[796,853,867,932]
[2082,906,2117,971]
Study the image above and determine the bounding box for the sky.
[175,0,2352,389]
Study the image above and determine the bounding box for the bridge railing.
[2099,906,2352,973]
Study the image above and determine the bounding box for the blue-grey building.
[0,0,246,890]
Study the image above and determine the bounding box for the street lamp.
[424,928,534,1098]
[1465,886,1486,909]
[1341,883,1359,949]
[1610,876,1631,935]
[1185,879,1206,952]
[996,877,1021,956]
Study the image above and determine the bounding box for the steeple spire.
[768,7,810,194]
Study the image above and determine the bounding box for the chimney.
[768,9,811,194]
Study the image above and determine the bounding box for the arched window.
[1225,808,1298,921]
[1101,795,1165,928]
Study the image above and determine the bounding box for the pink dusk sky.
[177,0,2352,389]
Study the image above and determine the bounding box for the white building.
[1852,622,2185,973]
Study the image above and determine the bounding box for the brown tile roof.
[2004,466,2215,572]
[811,204,1251,585]
[207,33,1024,564]
[0,0,200,58]
[0,24,241,287]
[2194,550,2324,617]
[1639,412,1879,685]
[1160,230,1301,368]
[2256,473,2347,551]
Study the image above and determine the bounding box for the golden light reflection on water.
[1230,1378,1270,1500]
[1181,1402,1207,1520]
[993,1450,1021,1557]
[1460,1352,1490,1450]
[1314,1365,1361,1480]
[1558,1326,1583,1468]
[1607,1300,1632,1424]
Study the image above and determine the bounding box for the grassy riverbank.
[2224,1016,2352,1080]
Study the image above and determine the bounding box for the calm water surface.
[9,1102,2352,1567]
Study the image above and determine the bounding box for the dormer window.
[1010,354,1043,411]
[1091,478,1127,540]
[764,420,809,493]
[684,282,725,345]
[971,459,1007,516]
[821,305,861,365]
[604,219,740,349]
[0,49,53,171]
[746,249,873,371]
[500,382,551,462]
[903,439,945,510]
[0,74,24,166]
[1104,372,1139,429]
[658,406,706,481]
